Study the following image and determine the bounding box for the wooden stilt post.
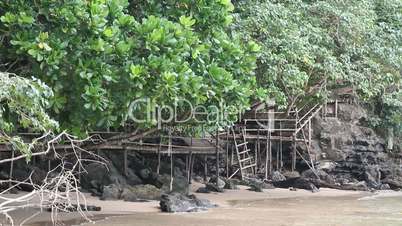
[280,137,283,172]
[157,136,161,175]
[188,135,193,184]
[308,119,312,150]
[78,150,82,183]
[230,142,234,168]
[123,146,128,176]
[170,153,174,192]
[269,132,272,176]
[169,132,173,192]
[48,158,51,172]
[226,127,229,179]
[334,99,338,118]
[9,150,14,189]
[256,127,260,173]
[204,156,208,182]
[292,135,297,171]
[189,153,194,184]
[276,141,279,171]
[279,121,283,171]
[265,130,270,180]
[216,129,220,183]
[185,154,189,180]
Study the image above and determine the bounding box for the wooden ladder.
[230,126,256,180]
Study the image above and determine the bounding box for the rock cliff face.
[302,103,402,190]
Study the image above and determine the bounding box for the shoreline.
[83,187,402,226]
[3,183,392,226]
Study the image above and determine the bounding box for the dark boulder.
[121,184,161,201]
[272,171,286,182]
[294,178,319,192]
[82,162,127,193]
[121,187,137,201]
[363,166,381,189]
[157,174,189,194]
[379,183,391,190]
[223,179,239,190]
[12,166,46,191]
[381,178,402,190]
[301,169,335,185]
[248,183,263,192]
[246,178,265,192]
[125,168,143,186]
[205,182,224,192]
[101,184,122,200]
[159,193,217,213]
[273,177,299,188]
[195,186,211,193]
[277,171,300,181]
[209,176,226,189]
[340,181,368,191]
[139,168,152,181]
[81,163,109,191]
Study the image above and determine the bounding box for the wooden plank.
[240,157,251,163]
[242,163,257,170]
[236,142,248,147]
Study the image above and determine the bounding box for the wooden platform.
[0,137,220,155]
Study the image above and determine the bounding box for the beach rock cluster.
[0,161,48,192]
[196,176,227,193]
[80,152,190,202]
[196,176,272,193]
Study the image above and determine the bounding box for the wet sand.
[81,187,402,226]
[3,184,402,226]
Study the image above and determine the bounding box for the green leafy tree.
[233,0,401,147]
[0,0,262,134]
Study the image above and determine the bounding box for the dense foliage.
[233,0,401,138]
[0,0,261,134]
[0,0,401,144]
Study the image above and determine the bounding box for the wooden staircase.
[294,103,322,137]
[228,100,329,179]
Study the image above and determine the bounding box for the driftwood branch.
[0,132,106,226]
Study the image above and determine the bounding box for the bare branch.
[0,132,106,226]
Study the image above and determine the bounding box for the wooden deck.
[0,137,220,155]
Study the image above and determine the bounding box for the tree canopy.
[0,0,261,134]
[233,0,401,135]
[0,0,401,142]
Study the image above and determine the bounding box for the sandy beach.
[2,183,402,226]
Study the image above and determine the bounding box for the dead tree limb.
[0,132,106,226]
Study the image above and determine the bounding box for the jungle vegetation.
[0,0,401,153]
